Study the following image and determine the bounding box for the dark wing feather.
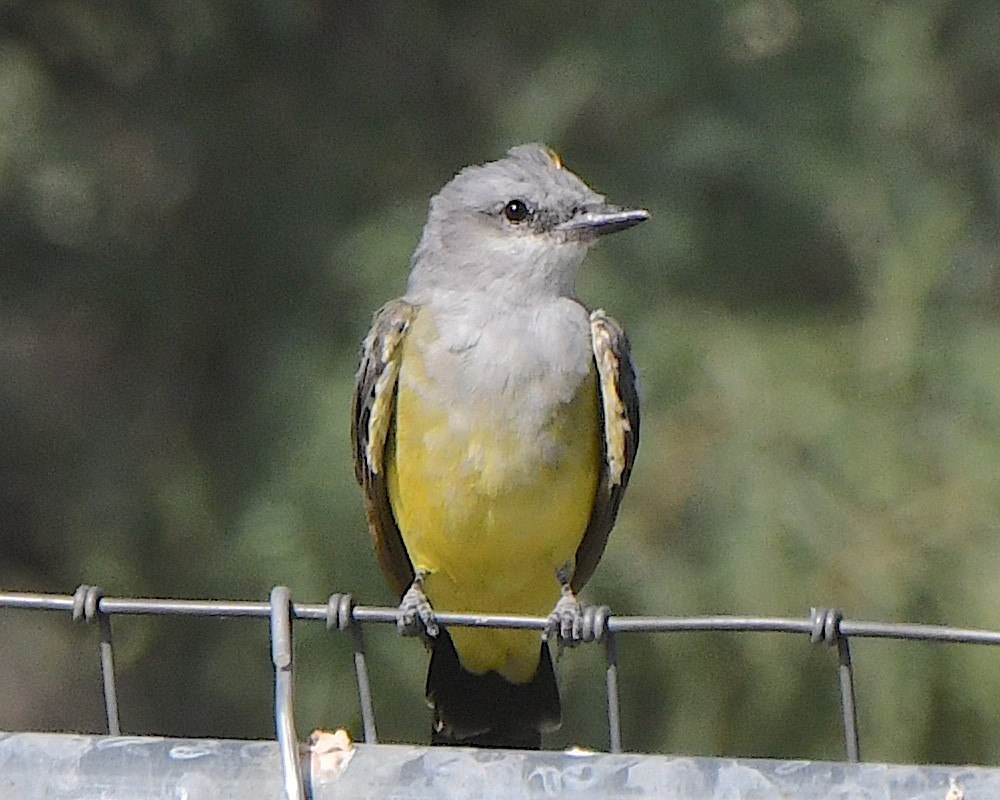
[571,309,641,594]
[351,298,417,599]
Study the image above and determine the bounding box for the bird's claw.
[545,590,584,649]
[545,588,610,652]
[398,580,439,639]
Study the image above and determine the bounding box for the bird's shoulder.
[352,298,417,479]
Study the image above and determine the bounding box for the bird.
[352,143,646,749]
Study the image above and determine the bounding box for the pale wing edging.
[352,299,418,598]
[571,308,641,594]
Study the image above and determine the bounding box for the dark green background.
[2,1,1000,764]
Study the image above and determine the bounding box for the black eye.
[502,199,531,223]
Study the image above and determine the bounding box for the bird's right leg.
[545,563,608,654]
[398,571,440,640]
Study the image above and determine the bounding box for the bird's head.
[407,144,648,301]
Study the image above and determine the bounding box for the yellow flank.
[386,310,601,684]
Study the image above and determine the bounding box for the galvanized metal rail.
[1,731,993,800]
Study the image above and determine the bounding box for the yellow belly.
[386,321,600,683]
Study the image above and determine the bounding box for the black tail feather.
[426,629,560,750]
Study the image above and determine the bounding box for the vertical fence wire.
[326,593,379,743]
[270,587,305,800]
[604,629,622,754]
[810,606,861,763]
[72,585,121,736]
[837,635,861,762]
[351,622,378,744]
[98,612,121,737]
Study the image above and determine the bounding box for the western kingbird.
[352,143,646,749]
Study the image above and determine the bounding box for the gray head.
[406,144,648,302]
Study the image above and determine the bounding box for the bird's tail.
[426,629,560,750]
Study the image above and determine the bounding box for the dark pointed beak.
[555,205,650,237]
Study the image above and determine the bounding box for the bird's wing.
[352,298,417,599]
[571,309,641,593]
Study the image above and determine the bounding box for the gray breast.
[417,295,594,431]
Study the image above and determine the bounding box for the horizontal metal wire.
[4,585,1000,799]
[5,590,1000,644]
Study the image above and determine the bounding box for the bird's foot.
[398,577,439,640]
[545,585,609,652]
[545,584,584,650]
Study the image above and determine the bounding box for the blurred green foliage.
[2,0,1000,765]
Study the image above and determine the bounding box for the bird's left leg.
[545,564,586,649]
[398,571,440,640]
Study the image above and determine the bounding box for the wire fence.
[4,586,1000,799]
